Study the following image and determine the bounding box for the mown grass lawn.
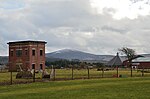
[0,77,150,99]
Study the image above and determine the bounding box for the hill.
[2,49,150,64]
[0,56,8,65]
[46,49,114,63]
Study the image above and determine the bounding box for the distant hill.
[46,49,114,63]
[1,49,150,65]
[46,57,62,62]
[0,56,8,65]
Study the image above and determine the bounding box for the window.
[16,50,22,57]
[25,50,28,55]
[40,64,43,69]
[32,64,35,69]
[40,50,43,56]
[10,51,13,56]
[32,49,35,56]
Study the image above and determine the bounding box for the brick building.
[7,40,47,71]
[132,57,150,69]
[123,56,150,69]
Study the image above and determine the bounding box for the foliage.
[16,71,32,79]
[119,47,137,77]
[46,59,105,69]
[93,62,105,68]
[119,47,136,60]
[45,59,80,68]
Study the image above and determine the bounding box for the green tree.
[119,47,136,77]
[94,63,105,68]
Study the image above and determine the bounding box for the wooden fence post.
[142,67,144,77]
[102,68,104,78]
[33,69,35,82]
[53,68,55,81]
[10,65,13,85]
[117,66,119,78]
[87,66,90,79]
[72,65,74,80]
[10,71,12,85]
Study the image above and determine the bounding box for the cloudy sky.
[1,0,150,55]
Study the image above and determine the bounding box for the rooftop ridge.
[7,40,47,44]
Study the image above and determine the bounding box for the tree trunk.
[129,60,133,77]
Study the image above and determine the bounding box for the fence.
[0,67,150,85]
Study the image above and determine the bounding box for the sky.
[1,0,150,55]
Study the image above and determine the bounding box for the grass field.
[0,68,150,83]
[0,77,150,99]
[0,68,150,85]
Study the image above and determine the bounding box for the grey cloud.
[25,0,93,28]
[101,25,128,34]
[1,0,150,55]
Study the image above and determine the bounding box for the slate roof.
[107,53,122,67]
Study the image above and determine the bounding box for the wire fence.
[0,67,150,85]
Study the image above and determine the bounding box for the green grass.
[0,72,33,83]
[0,68,150,83]
[0,77,150,99]
[53,68,149,79]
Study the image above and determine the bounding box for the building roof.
[7,40,47,44]
[106,53,122,67]
[132,56,150,62]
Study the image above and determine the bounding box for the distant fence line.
[0,67,150,85]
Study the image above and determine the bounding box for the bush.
[16,71,33,79]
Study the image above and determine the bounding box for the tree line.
[45,59,105,69]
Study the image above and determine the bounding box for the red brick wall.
[123,61,150,69]
[8,42,46,71]
[138,62,150,69]
[29,44,46,70]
